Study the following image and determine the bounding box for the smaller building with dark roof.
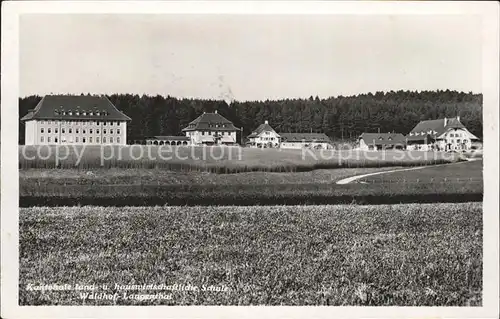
[279,132,333,150]
[358,133,406,151]
[20,94,131,145]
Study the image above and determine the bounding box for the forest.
[17,90,482,144]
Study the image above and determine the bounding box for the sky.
[19,14,482,101]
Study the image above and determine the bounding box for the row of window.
[41,128,121,134]
[447,138,469,144]
[186,131,233,136]
[207,123,227,128]
[409,130,465,137]
[187,123,228,129]
[53,110,109,116]
[39,120,121,126]
[257,137,276,141]
[199,131,233,136]
[41,136,120,143]
[409,131,436,136]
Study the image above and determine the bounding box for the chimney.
[214,110,218,114]
[457,115,460,122]
[265,120,268,124]
[444,117,447,127]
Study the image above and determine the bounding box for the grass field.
[19,145,461,172]
[360,159,483,183]
[19,179,483,206]
[19,161,483,206]
[19,203,482,306]
[19,166,403,185]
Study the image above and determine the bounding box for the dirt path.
[336,158,479,185]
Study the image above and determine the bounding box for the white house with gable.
[246,120,281,148]
[406,116,479,151]
[181,110,240,146]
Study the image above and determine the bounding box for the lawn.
[19,166,402,186]
[19,178,483,206]
[19,203,482,306]
[19,161,483,207]
[19,145,461,171]
[360,159,483,183]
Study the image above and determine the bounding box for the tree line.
[17,89,482,144]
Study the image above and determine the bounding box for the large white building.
[181,111,240,146]
[246,120,281,148]
[406,116,479,151]
[21,95,131,145]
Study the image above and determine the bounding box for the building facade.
[406,116,479,151]
[246,120,281,148]
[358,133,406,151]
[279,133,333,149]
[145,136,191,146]
[182,111,240,146]
[21,95,131,145]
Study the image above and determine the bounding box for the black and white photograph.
[1,1,499,318]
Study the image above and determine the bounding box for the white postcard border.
[1,1,499,318]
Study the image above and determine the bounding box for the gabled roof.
[359,133,406,146]
[247,122,280,138]
[182,112,239,131]
[20,95,131,121]
[280,133,331,143]
[406,134,435,142]
[408,116,480,141]
[221,136,237,143]
[409,117,466,137]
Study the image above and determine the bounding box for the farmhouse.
[181,111,240,146]
[279,133,333,149]
[358,133,406,150]
[406,116,479,151]
[21,95,131,145]
[246,120,281,148]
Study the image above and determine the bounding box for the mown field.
[19,166,403,186]
[19,145,461,172]
[19,161,483,207]
[19,179,483,206]
[19,203,482,306]
[360,159,483,183]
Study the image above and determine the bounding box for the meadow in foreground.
[19,160,483,206]
[19,203,482,306]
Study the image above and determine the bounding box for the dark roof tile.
[150,136,190,141]
[359,133,406,145]
[247,122,279,138]
[280,133,331,143]
[405,134,435,142]
[182,112,239,131]
[409,117,465,137]
[20,95,131,121]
